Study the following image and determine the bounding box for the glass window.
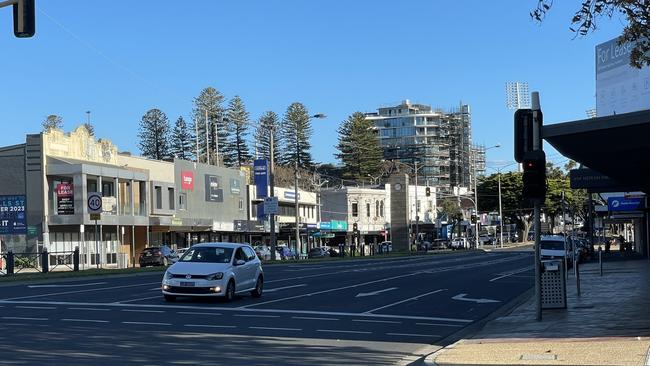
[239,198,244,211]
[155,186,162,209]
[234,248,247,262]
[375,201,379,217]
[168,187,175,210]
[179,246,233,263]
[351,202,358,217]
[380,201,384,217]
[243,247,256,261]
[366,203,371,217]
[179,193,187,210]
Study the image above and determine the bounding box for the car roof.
[190,242,249,249]
[541,235,565,241]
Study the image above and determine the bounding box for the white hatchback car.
[161,242,263,302]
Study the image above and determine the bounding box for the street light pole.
[269,129,277,260]
[498,171,504,248]
[414,161,419,249]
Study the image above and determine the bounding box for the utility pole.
[414,161,419,248]
[532,91,543,321]
[205,110,210,165]
[498,171,504,248]
[269,129,277,260]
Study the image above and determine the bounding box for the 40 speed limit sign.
[87,192,103,214]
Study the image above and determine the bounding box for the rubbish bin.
[541,259,567,309]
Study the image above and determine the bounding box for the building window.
[239,198,244,211]
[179,193,187,210]
[168,187,175,210]
[352,202,358,217]
[375,201,379,218]
[380,201,384,217]
[155,186,162,210]
[366,203,371,218]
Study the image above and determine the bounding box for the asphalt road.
[0,250,533,366]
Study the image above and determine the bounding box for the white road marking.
[28,282,107,288]
[317,329,372,334]
[61,318,108,323]
[234,314,280,318]
[1,282,161,301]
[15,306,56,310]
[121,309,164,314]
[184,324,236,329]
[364,289,447,313]
[117,295,162,303]
[264,284,307,293]
[352,319,401,324]
[148,287,161,291]
[355,287,398,298]
[178,311,223,316]
[250,326,302,331]
[122,321,171,326]
[68,307,110,312]
[2,316,48,321]
[452,293,500,304]
[0,300,473,323]
[415,322,463,328]
[489,267,532,282]
[292,316,339,321]
[387,332,440,338]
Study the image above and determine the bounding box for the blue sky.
[0,1,625,171]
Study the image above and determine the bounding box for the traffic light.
[522,150,547,200]
[471,214,477,224]
[353,222,358,232]
[425,187,431,197]
[13,0,35,38]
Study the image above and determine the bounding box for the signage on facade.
[263,197,278,214]
[284,191,300,200]
[0,195,26,235]
[56,182,74,215]
[230,178,241,195]
[205,175,224,202]
[181,171,194,191]
[319,221,332,230]
[330,220,348,231]
[607,196,643,212]
[254,159,269,199]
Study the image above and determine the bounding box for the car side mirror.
[235,259,246,266]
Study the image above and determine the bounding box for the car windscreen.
[179,247,233,263]
[540,240,565,250]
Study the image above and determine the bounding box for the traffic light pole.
[534,200,542,321]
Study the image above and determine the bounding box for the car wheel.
[251,276,263,298]
[225,280,235,302]
[164,295,176,302]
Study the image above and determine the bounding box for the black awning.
[543,109,650,193]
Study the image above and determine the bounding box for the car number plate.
[180,281,195,287]
[145,253,152,256]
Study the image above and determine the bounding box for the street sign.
[87,192,102,214]
[607,196,643,212]
[90,214,101,220]
[263,197,278,214]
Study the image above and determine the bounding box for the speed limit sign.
[87,192,103,214]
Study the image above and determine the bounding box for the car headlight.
[206,272,224,281]
[165,271,174,280]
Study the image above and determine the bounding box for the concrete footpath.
[426,256,650,366]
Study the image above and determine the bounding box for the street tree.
[138,108,172,161]
[280,102,314,169]
[42,115,63,132]
[171,116,194,161]
[224,96,252,167]
[438,199,464,239]
[532,0,650,68]
[335,112,383,181]
[255,111,282,164]
[192,87,228,165]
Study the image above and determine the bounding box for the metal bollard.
[42,249,49,273]
[7,251,14,275]
[73,246,80,271]
[599,247,603,276]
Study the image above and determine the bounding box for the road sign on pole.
[264,197,278,215]
[87,192,102,269]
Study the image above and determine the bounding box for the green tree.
[438,199,463,238]
[335,112,383,181]
[42,115,63,132]
[192,87,228,165]
[255,111,282,163]
[280,102,314,169]
[224,96,252,167]
[532,0,650,68]
[138,108,172,161]
[170,116,194,161]
[82,122,95,136]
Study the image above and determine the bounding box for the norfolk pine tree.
[280,102,314,169]
[335,112,383,181]
[255,111,282,163]
[224,96,252,167]
[138,108,172,161]
[191,87,229,165]
[42,115,64,132]
[171,116,195,161]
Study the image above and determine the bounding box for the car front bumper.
[162,278,226,297]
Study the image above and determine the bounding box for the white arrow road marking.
[355,287,398,298]
[452,293,501,304]
[27,282,107,288]
[265,284,306,293]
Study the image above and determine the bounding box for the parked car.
[450,237,467,249]
[254,245,271,260]
[276,245,296,260]
[139,246,179,267]
[177,247,189,257]
[432,238,449,249]
[417,241,432,251]
[540,235,574,268]
[478,234,494,246]
[162,242,263,302]
[308,246,330,258]
[379,241,392,253]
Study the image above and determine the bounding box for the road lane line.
[317,329,371,334]
[68,307,111,312]
[184,324,236,329]
[61,318,109,323]
[0,282,161,301]
[178,311,223,316]
[387,332,440,338]
[121,309,165,314]
[2,316,48,321]
[415,322,463,328]
[122,321,171,326]
[489,267,532,282]
[364,289,447,314]
[15,306,56,310]
[28,282,107,288]
[250,326,302,331]
[234,314,280,318]
[292,316,339,321]
[264,284,307,293]
[116,295,162,303]
[352,319,401,324]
